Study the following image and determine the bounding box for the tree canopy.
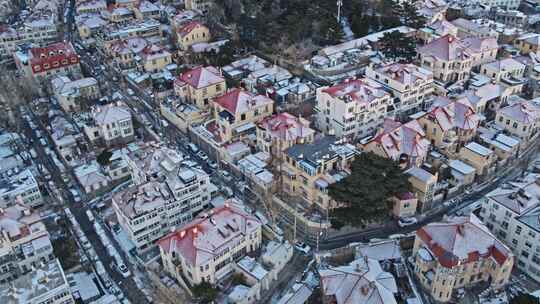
[510,293,539,304]
[378,30,417,62]
[96,150,113,166]
[192,282,219,303]
[328,152,412,228]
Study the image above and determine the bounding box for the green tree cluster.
[328,152,412,228]
[378,30,417,62]
[192,282,219,303]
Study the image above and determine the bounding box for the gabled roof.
[499,102,540,124]
[257,112,314,142]
[177,21,205,38]
[416,214,512,268]
[93,104,131,125]
[418,35,469,61]
[175,66,224,89]
[322,79,389,104]
[158,201,262,267]
[371,118,430,163]
[424,96,479,131]
[214,88,273,115]
[320,257,398,304]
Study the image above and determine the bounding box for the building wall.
[458,147,496,177]
[175,79,226,110]
[177,25,210,51]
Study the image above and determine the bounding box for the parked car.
[207,160,218,169]
[127,88,134,96]
[294,242,311,255]
[197,151,208,161]
[187,143,199,153]
[220,170,232,182]
[398,217,417,227]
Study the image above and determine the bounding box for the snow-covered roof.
[320,257,398,304]
[463,142,493,157]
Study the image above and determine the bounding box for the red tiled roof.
[175,66,224,90]
[28,41,79,74]
[214,88,252,114]
[177,21,204,38]
[416,215,512,268]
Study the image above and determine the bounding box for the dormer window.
[52,61,59,67]
[43,63,49,69]
[61,59,68,65]
[49,51,55,56]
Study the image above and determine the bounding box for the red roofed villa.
[412,214,513,303]
[14,41,81,81]
[158,200,263,285]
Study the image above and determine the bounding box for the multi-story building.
[76,14,108,39]
[185,0,212,14]
[141,44,172,73]
[362,118,430,168]
[83,104,134,147]
[76,0,107,14]
[282,136,358,210]
[458,142,497,178]
[480,58,526,83]
[113,168,210,252]
[315,78,391,139]
[0,13,58,59]
[451,18,498,39]
[417,97,480,156]
[418,35,497,84]
[0,204,55,284]
[495,101,540,143]
[158,201,263,285]
[174,66,226,110]
[213,88,274,143]
[0,259,74,304]
[405,167,438,212]
[0,169,43,208]
[413,215,514,303]
[115,144,212,252]
[256,112,315,160]
[51,76,100,112]
[478,173,540,282]
[515,33,540,55]
[365,63,434,116]
[14,41,81,82]
[176,21,210,51]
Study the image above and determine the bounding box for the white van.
[86,210,95,222]
[187,143,199,153]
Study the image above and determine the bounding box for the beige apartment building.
[174,66,226,110]
[213,88,274,143]
[479,174,540,282]
[83,104,134,147]
[413,215,514,303]
[158,201,263,285]
[405,167,438,212]
[417,97,480,156]
[480,58,526,83]
[495,101,540,143]
[282,136,358,210]
[515,33,540,55]
[141,44,172,73]
[365,63,434,116]
[256,112,315,160]
[315,78,391,139]
[0,14,58,59]
[176,21,211,51]
[418,35,497,84]
[458,142,497,177]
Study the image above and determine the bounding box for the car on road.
[86,210,95,222]
[221,186,233,198]
[398,217,417,227]
[220,170,232,182]
[294,242,311,255]
[40,138,48,146]
[208,160,218,169]
[127,88,134,96]
[197,151,208,161]
[187,143,199,153]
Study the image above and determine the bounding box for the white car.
[127,88,134,96]
[208,160,218,169]
[294,242,311,255]
[118,263,131,278]
[398,217,418,227]
[197,151,208,161]
[220,170,232,182]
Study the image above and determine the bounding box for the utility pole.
[337,0,343,22]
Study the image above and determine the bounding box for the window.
[522,251,530,258]
[240,113,246,121]
[516,226,522,235]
